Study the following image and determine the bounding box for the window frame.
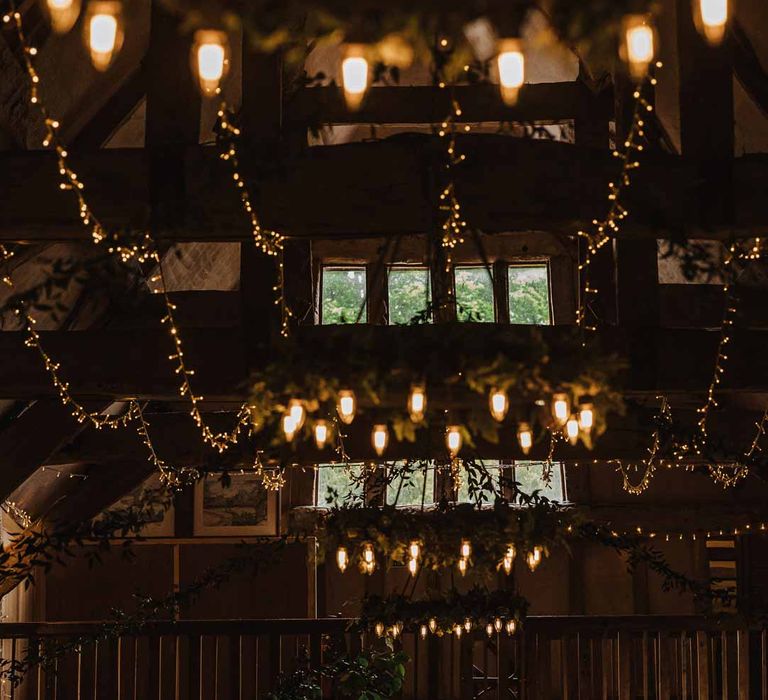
[319,265,369,325]
[386,264,433,325]
[506,260,553,326]
[453,264,497,323]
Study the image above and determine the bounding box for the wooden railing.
[0,615,766,699]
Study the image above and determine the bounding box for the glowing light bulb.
[337,390,356,424]
[486,623,494,637]
[464,618,472,633]
[420,624,428,639]
[288,399,306,431]
[489,388,509,422]
[517,423,533,455]
[565,416,579,445]
[192,30,229,96]
[391,622,402,638]
[494,618,503,633]
[336,547,348,572]
[696,0,728,45]
[372,424,389,456]
[446,426,462,457]
[45,0,81,34]
[578,403,594,433]
[314,420,329,450]
[408,384,427,423]
[496,38,525,106]
[552,393,570,426]
[428,618,438,634]
[341,44,369,110]
[622,15,655,80]
[409,541,421,560]
[363,542,375,564]
[375,622,385,637]
[86,2,122,71]
[527,545,544,572]
[454,625,462,638]
[408,557,418,576]
[505,620,517,635]
[458,557,468,576]
[460,540,472,559]
[502,545,516,575]
[282,413,298,441]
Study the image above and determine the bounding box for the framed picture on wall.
[100,473,175,538]
[193,472,278,536]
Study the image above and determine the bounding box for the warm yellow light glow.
[282,413,298,441]
[428,618,438,634]
[454,624,462,638]
[363,542,375,564]
[86,3,121,71]
[458,557,468,576]
[578,404,594,433]
[502,545,516,575]
[337,390,356,424]
[505,619,517,635]
[486,623,494,637]
[463,618,472,633]
[288,399,306,431]
[494,617,503,633]
[46,0,81,34]
[517,422,533,455]
[460,539,472,559]
[527,545,544,572]
[696,0,728,44]
[341,45,369,110]
[552,393,570,426]
[446,425,462,457]
[407,557,418,576]
[409,541,421,560]
[622,15,655,80]
[497,38,525,106]
[408,384,427,422]
[375,622,385,637]
[372,423,389,456]
[566,416,579,445]
[391,622,402,638]
[336,546,348,572]
[489,388,509,422]
[420,624,429,639]
[193,30,229,96]
[314,420,329,450]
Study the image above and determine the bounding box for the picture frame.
[194,472,278,536]
[101,473,175,538]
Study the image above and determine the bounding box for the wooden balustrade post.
[696,630,710,699]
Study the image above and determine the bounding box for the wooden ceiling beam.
[285,82,613,126]
[0,325,765,400]
[0,139,766,242]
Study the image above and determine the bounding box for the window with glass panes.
[457,461,565,503]
[454,266,495,322]
[387,266,432,324]
[321,267,367,324]
[508,264,551,325]
[386,462,435,506]
[315,463,366,506]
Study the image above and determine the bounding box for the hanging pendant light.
[191,29,230,97]
[45,0,81,34]
[694,0,728,46]
[282,413,298,442]
[408,384,427,423]
[496,38,525,106]
[565,416,579,445]
[551,393,570,427]
[84,1,123,71]
[336,546,348,573]
[501,545,516,575]
[621,15,656,80]
[372,423,389,456]
[337,390,356,424]
[517,422,533,455]
[489,388,509,422]
[446,425,463,457]
[341,44,369,111]
[578,402,594,434]
[314,420,329,450]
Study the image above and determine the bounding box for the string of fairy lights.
[0,0,765,514]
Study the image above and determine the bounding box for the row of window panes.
[320,264,551,325]
[315,461,564,507]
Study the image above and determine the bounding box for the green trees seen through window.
[388,267,431,324]
[321,268,367,324]
[455,267,495,322]
[508,265,551,324]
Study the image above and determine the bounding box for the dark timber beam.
[0,325,765,400]
[1,140,767,242]
[285,82,613,126]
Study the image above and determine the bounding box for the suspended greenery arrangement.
[358,587,529,639]
[248,324,625,458]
